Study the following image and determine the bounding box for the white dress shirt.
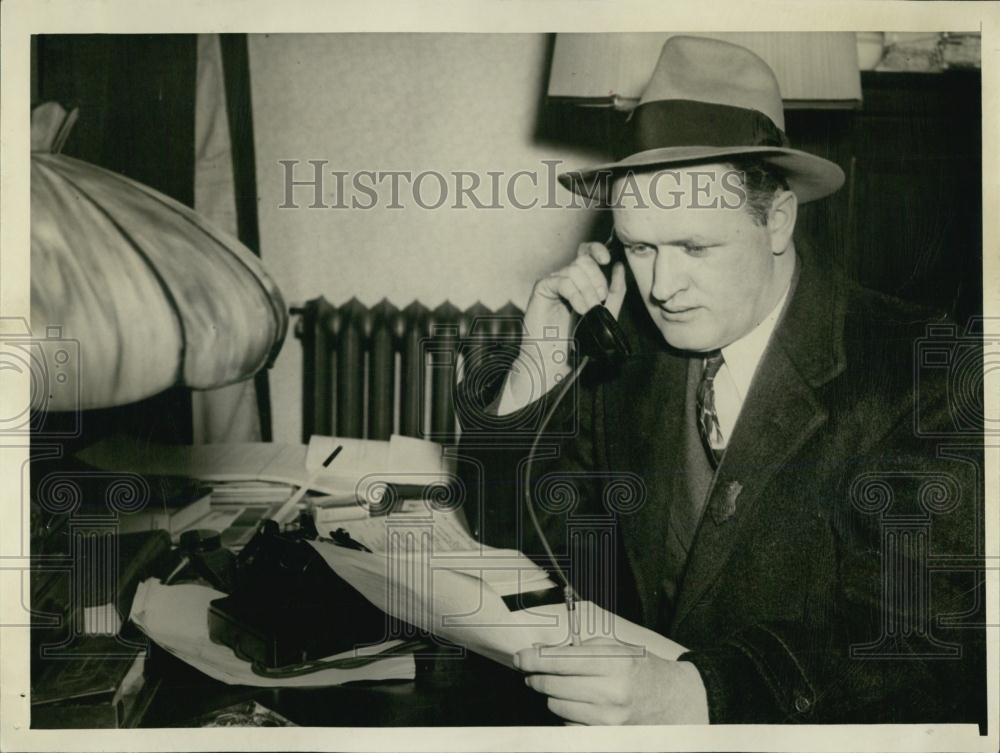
[710,283,792,447]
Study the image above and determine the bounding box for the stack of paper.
[210,480,294,506]
[307,496,371,528]
[307,537,686,668]
[317,503,477,552]
[129,579,415,687]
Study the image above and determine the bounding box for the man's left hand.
[514,638,710,725]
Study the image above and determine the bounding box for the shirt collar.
[721,278,793,401]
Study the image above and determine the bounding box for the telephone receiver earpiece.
[573,230,632,363]
[574,305,631,363]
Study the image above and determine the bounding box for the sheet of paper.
[309,493,362,508]
[129,579,415,687]
[77,438,319,488]
[305,435,389,477]
[416,506,479,550]
[308,541,520,665]
[255,442,313,484]
[313,503,371,528]
[78,438,336,494]
[307,541,684,668]
[333,506,550,596]
[77,438,276,479]
[78,435,451,502]
[508,602,686,661]
[387,435,444,475]
[334,506,479,553]
[334,507,551,596]
[307,434,447,493]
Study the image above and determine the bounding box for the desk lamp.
[26,102,287,644]
[29,102,287,414]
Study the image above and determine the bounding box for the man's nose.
[649,250,688,303]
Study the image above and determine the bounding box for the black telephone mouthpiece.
[574,306,631,363]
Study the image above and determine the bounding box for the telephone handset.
[575,306,631,362]
[572,232,631,363]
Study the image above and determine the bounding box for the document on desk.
[78,433,451,502]
[308,539,687,668]
[327,504,480,553]
[305,434,452,502]
[130,579,416,687]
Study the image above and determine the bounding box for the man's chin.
[657,322,719,353]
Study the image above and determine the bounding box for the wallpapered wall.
[249,34,609,443]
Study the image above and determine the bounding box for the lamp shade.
[548,32,862,110]
[30,151,287,411]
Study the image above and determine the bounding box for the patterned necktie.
[696,350,726,468]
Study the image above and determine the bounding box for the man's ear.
[767,189,797,255]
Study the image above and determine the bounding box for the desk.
[28,455,560,727]
[140,644,558,727]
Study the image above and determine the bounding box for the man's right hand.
[497,242,627,416]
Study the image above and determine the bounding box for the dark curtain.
[218,33,273,441]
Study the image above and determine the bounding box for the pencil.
[272,445,343,525]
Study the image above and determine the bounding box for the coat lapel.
[603,350,689,627]
[669,340,828,629]
[669,249,847,631]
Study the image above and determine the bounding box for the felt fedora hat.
[559,35,845,203]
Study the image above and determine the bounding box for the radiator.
[293,297,525,443]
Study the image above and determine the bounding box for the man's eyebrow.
[613,231,718,246]
[670,236,718,246]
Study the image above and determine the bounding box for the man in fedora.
[458,36,984,725]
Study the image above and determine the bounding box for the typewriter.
[207,520,397,674]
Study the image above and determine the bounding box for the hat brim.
[558,146,845,204]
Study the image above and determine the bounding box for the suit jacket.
[455,245,985,725]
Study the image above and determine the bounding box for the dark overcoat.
[456,245,985,725]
